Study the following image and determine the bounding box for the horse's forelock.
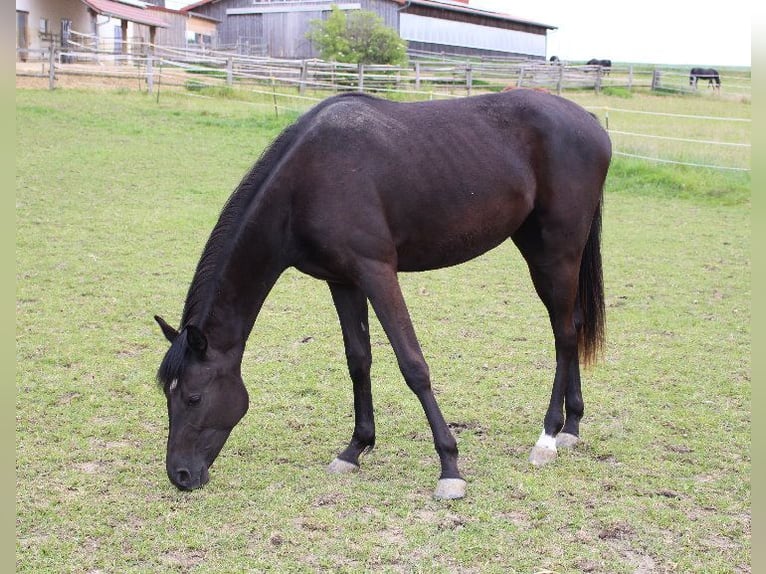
[157,329,191,389]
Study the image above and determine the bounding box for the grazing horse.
[690,67,721,91]
[587,58,612,75]
[154,90,611,500]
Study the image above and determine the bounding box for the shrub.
[307,7,408,66]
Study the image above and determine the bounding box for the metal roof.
[179,0,555,29]
[80,0,169,27]
[393,0,556,30]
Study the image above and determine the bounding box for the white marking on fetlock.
[434,478,467,500]
[529,430,558,467]
[556,432,580,449]
[535,430,557,451]
[327,458,359,474]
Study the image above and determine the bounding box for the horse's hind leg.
[514,229,585,466]
[327,282,375,473]
[557,299,585,448]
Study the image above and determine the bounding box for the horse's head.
[154,316,249,490]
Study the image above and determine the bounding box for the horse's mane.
[157,94,379,389]
[178,95,366,329]
[179,124,299,327]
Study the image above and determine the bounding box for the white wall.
[16,0,150,59]
[399,13,546,57]
[17,0,94,54]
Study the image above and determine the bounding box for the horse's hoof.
[434,478,467,500]
[555,432,580,449]
[529,445,558,467]
[327,457,359,474]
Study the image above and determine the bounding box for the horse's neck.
[194,204,287,353]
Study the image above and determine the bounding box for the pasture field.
[16,88,750,572]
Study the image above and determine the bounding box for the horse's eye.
[187,394,202,407]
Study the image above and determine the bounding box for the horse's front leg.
[356,262,466,500]
[326,282,376,474]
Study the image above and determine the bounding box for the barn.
[181,0,555,60]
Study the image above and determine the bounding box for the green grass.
[566,91,752,174]
[16,88,750,572]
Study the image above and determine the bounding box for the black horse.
[587,58,612,75]
[155,90,611,499]
[690,67,721,91]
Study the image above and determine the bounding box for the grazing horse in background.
[154,90,611,500]
[690,68,721,92]
[587,58,612,75]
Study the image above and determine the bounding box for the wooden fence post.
[227,57,233,86]
[299,60,307,95]
[357,63,364,92]
[595,67,602,93]
[651,69,661,91]
[556,65,563,95]
[627,65,633,91]
[415,61,421,90]
[48,45,56,90]
[465,64,472,96]
[517,66,524,87]
[147,55,154,94]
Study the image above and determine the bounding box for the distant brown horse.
[155,90,611,500]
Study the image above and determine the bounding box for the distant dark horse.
[587,58,612,75]
[690,67,721,92]
[154,90,611,500]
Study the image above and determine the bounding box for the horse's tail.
[578,197,605,366]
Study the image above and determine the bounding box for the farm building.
[16,0,166,59]
[181,0,555,60]
[15,0,217,60]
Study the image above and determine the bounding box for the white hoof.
[555,432,580,449]
[327,458,359,474]
[434,478,467,500]
[529,445,558,466]
[529,430,558,467]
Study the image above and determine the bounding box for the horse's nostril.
[175,468,191,487]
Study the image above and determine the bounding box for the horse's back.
[302,91,609,187]
[285,91,610,273]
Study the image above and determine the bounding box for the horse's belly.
[394,215,521,272]
[396,236,508,271]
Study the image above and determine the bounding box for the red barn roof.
[80,0,169,28]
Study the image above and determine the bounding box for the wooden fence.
[15,40,752,101]
[15,41,750,173]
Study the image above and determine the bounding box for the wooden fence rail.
[16,41,751,102]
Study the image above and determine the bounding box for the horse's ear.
[154,315,179,343]
[186,324,208,357]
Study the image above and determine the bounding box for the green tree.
[307,7,408,66]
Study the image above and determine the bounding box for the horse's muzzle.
[169,465,210,491]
